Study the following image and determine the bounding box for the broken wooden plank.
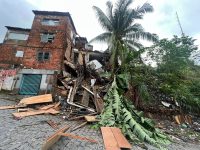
[54,102,61,111]
[110,127,131,149]
[46,120,59,129]
[84,116,98,122]
[13,108,59,118]
[42,126,70,150]
[39,104,55,110]
[0,104,26,110]
[68,112,97,121]
[58,132,98,143]
[101,127,120,150]
[19,94,52,105]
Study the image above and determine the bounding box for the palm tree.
[90,0,158,74]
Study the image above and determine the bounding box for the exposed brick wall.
[0,44,24,68]
[23,47,63,70]
[0,13,75,70]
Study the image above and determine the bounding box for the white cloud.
[24,0,200,51]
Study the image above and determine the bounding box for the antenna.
[176,12,185,36]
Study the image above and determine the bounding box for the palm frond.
[96,79,171,148]
[125,39,143,50]
[136,2,154,14]
[115,0,133,12]
[93,6,113,31]
[124,23,144,34]
[113,0,133,31]
[128,32,158,42]
[89,32,111,43]
[106,1,114,22]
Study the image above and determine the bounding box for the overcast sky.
[0,0,200,52]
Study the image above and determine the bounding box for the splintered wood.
[101,127,131,150]
[19,94,52,105]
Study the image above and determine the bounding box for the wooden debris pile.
[53,54,110,119]
[0,94,60,119]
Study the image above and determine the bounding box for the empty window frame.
[40,33,55,43]
[8,32,29,40]
[37,52,50,61]
[41,19,60,26]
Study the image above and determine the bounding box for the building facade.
[0,10,77,94]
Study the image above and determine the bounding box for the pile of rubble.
[52,50,111,119]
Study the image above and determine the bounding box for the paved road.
[0,94,200,150]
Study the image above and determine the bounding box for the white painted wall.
[15,69,56,92]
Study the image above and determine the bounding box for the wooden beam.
[42,126,70,150]
[0,104,27,110]
[19,94,53,105]
[39,104,55,110]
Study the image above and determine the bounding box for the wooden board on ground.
[19,94,53,105]
[0,105,17,110]
[13,108,59,118]
[101,127,131,150]
[0,104,27,110]
[42,126,70,150]
[101,127,120,150]
[46,120,59,129]
[39,104,55,110]
[84,116,97,122]
[110,127,132,149]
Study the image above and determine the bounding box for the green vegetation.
[91,0,200,149]
[147,36,200,112]
[90,0,157,74]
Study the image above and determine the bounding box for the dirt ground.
[0,93,200,150]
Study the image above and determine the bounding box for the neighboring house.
[0,10,78,95]
[0,10,108,95]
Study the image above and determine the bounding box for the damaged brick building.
[0,10,107,95]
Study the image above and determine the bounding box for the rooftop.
[32,10,77,34]
[5,26,31,32]
[32,10,70,16]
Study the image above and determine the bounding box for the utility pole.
[176,12,185,36]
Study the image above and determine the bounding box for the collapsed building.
[0,10,109,96]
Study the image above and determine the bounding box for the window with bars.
[37,52,50,61]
